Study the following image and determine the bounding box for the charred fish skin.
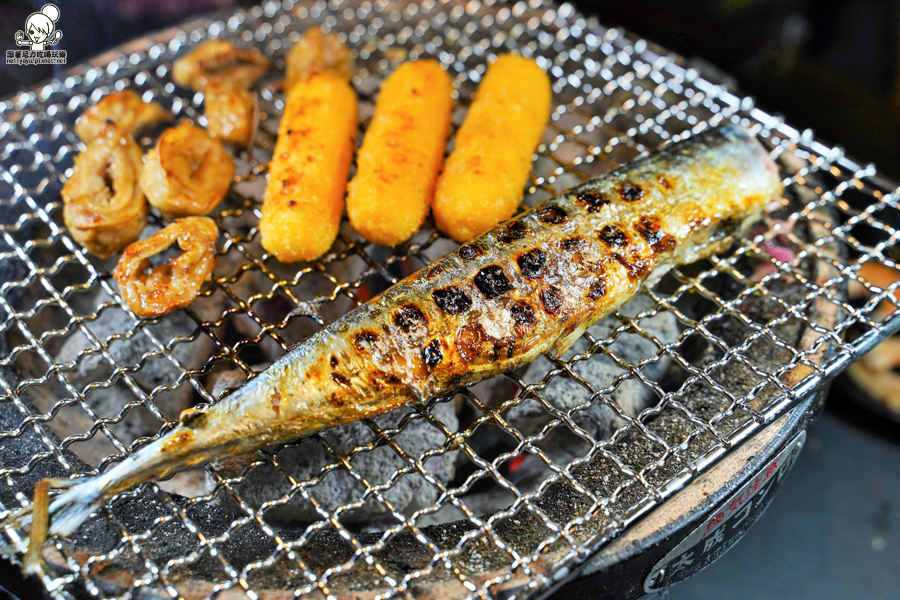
[249,124,780,431]
[3,125,781,568]
[116,124,780,479]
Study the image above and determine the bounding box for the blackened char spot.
[538,205,568,224]
[433,286,473,314]
[394,304,428,333]
[330,355,339,368]
[487,338,514,362]
[458,243,485,260]
[575,189,610,213]
[426,265,444,279]
[599,225,628,247]
[422,339,443,367]
[587,278,607,300]
[510,300,536,329]
[561,237,586,251]
[497,221,528,243]
[620,183,644,202]
[474,265,513,299]
[331,372,351,388]
[516,249,546,279]
[540,286,562,315]
[634,215,675,253]
[353,330,379,351]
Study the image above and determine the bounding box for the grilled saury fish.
[3,125,781,571]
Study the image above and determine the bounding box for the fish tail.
[2,476,105,575]
[3,422,237,574]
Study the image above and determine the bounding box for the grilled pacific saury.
[4,125,781,570]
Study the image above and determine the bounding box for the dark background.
[0,1,899,599]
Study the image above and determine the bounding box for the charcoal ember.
[506,294,678,456]
[48,292,212,466]
[211,400,458,527]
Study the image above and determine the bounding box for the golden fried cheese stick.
[433,54,551,242]
[347,60,453,246]
[260,72,358,262]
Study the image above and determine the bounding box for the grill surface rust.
[0,0,898,598]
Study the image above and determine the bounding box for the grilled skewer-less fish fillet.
[4,125,781,571]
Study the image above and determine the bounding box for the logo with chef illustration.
[7,4,66,65]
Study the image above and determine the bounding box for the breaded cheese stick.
[433,54,551,242]
[347,60,453,246]
[260,72,358,262]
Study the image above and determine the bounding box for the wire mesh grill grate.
[0,0,897,598]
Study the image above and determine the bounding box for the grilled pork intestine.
[62,125,148,258]
[203,85,256,146]
[74,89,171,143]
[285,27,355,91]
[114,216,218,318]
[172,38,270,91]
[139,124,235,218]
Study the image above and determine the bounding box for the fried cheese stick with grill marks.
[347,60,453,246]
[433,54,551,242]
[260,72,358,262]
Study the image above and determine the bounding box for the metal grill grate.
[0,0,898,598]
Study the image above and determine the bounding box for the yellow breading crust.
[347,60,453,246]
[260,72,358,262]
[433,54,551,242]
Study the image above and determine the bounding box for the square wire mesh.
[0,0,898,598]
